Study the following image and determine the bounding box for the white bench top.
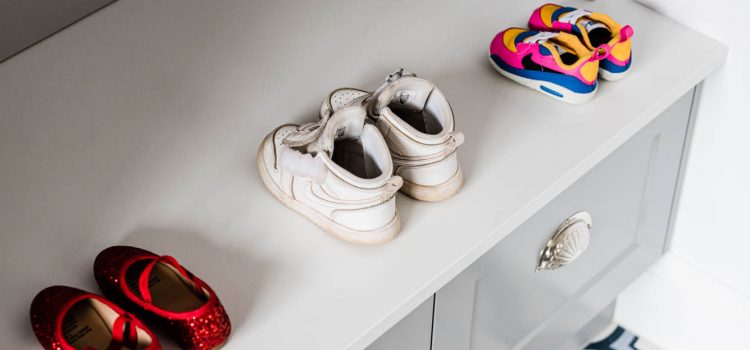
[0,0,726,348]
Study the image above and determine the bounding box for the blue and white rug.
[584,324,663,350]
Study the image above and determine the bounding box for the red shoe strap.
[110,314,139,350]
[82,313,138,350]
[138,255,204,305]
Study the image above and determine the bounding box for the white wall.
[641,0,750,298]
[618,0,750,348]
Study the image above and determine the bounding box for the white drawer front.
[432,88,694,350]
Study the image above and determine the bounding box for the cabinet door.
[366,296,434,350]
[432,89,695,350]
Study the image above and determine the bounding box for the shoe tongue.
[321,88,371,116]
[283,105,366,157]
[367,69,420,117]
[283,89,368,156]
[316,106,366,154]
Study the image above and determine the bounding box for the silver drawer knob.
[536,211,592,271]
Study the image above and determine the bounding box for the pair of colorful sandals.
[490,3,634,104]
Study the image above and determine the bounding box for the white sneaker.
[366,69,465,201]
[257,89,402,244]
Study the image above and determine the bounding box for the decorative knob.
[536,211,592,271]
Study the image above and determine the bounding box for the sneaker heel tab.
[378,176,402,202]
[450,131,465,147]
[388,176,404,190]
[386,68,416,83]
[619,25,634,42]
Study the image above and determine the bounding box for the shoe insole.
[62,299,153,350]
[587,27,612,48]
[559,52,579,65]
[388,103,443,135]
[577,18,613,47]
[63,300,114,350]
[126,260,207,313]
[331,138,382,179]
[520,41,579,72]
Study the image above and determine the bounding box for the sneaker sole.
[400,166,464,202]
[256,136,400,245]
[488,53,597,104]
[598,67,630,81]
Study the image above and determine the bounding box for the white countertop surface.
[0,0,726,349]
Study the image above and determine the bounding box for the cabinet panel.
[432,89,694,350]
[365,296,434,350]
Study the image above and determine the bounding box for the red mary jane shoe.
[30,286,161,350]
[94,246,231,350]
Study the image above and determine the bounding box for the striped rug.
[584,324,663,350]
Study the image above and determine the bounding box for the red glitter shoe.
[94,246,231,350]
[30,285,161,350]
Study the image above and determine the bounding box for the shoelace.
[82,313,138,350]
[138,255,205,307]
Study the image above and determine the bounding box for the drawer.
[431,89,694,350]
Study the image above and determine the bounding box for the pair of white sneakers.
[257,69,465,244]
